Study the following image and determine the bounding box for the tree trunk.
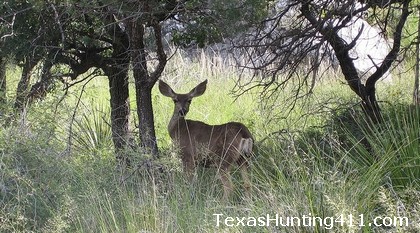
[99,13,133,166]
[0,57,6,104]
[14,56,38,112]
[129,22,159,156]
[414,6,420,106]
[106,67,131,166]
[136,82,158,155]
[362,86,382,123]
[27,51,56,103]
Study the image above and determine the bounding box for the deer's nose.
[178,108,188,117]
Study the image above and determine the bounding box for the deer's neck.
[168,114,185,138]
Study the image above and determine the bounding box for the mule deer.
[159,80,254,200]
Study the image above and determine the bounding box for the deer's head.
[159,80,207,117]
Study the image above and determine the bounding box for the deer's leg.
[219,167,233,201]
[184,163,194,182]
[239,165,251,198]
[182,150,195,182]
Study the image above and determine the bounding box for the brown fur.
[159,80,254,200]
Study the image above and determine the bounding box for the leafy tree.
[0,0,210,165]
[1,1,59,111]
[173,0,268,47]
[1,1,133,164]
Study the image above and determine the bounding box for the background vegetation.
[1,49,419,232]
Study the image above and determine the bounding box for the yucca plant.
[71,103,113,155]
[338,105,420,188]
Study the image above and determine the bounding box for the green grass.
[1,50,420,232]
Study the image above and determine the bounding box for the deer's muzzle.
[178,108,188,117]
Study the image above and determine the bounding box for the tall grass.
[1,49,419,232]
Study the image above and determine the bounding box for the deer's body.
[169,119,253,169]
[159,80,254,199]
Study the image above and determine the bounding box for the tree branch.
[150,22,167,83]
[301,2,366,100]
[365,0,411,90]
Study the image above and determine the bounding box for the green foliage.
[173,0,269,47]
[0,1,58,61]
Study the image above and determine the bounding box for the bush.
[0,123,73,232]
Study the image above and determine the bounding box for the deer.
[159,79,254,200]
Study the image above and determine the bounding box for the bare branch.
[50,3,65,48]
[0,13,16,40]
[301,1,365,99]
[366,0,411,90]
[150,22,167,82]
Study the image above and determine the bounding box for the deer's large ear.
[159,80,177,98]
[188,80,207,97]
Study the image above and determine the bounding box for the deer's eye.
[173,99,178,103]
[187,99,192,104]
